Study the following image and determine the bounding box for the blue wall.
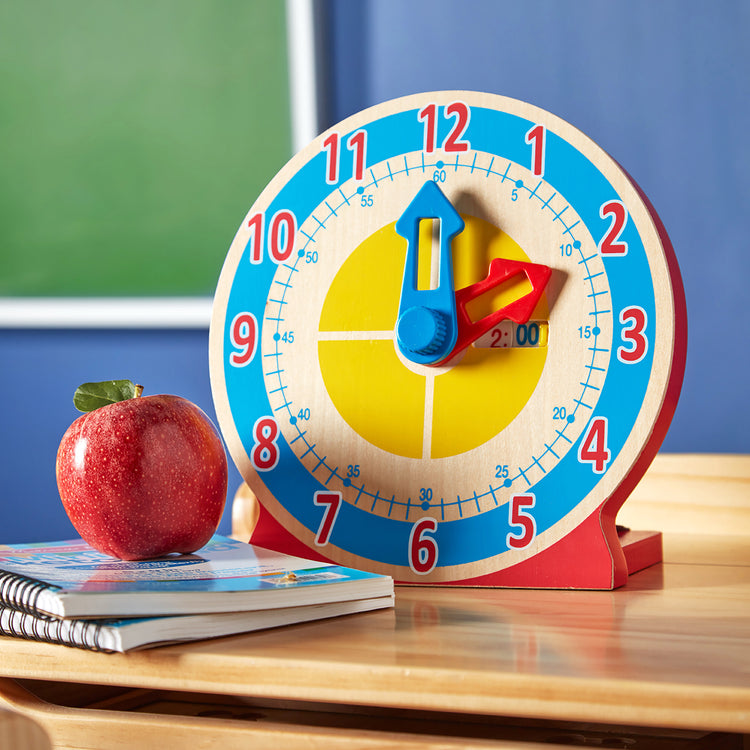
[326,0,749,455]
[0,329,242,544]
[2,0,748,544]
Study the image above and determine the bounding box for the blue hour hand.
[395,181,464,365]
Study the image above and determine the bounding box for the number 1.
[525,124,545,177]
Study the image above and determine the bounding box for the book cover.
[0,595,394,652]
[0,535,393,619]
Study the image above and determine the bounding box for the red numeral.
[229,312,258,367]
[313,491,341,546]
[525,124,546,177]
[347,130,367,181]
[246,213,264,264]
[322,130,367,183]
[246,210,297,264]
[251,417,280,472]
[418,104,438,153]
[578,417,611,474]
[444,101,470,152]
[618,306,648,363]
[409,517,438,574]
[598,200,628,255]
[268,210,296,262]
[418,102,471,153]
[322,132,339,183]
[507,494,536,549]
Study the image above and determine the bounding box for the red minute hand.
[445,258,552,361]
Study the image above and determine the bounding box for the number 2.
[598,200,628,256]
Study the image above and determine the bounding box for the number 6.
[409,518,438,574]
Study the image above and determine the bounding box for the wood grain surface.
[1,454,748,747]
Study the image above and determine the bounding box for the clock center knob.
[396,305,448,356]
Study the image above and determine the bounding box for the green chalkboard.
[0,0,291,296]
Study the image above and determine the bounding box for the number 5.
[507,494,536,549]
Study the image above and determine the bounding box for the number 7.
[314,491,342,546]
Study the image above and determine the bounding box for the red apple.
[56,380,228,560]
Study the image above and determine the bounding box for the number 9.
[230,312,258,367]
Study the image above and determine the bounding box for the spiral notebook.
[0,535,394,619]
[0,595,393,652]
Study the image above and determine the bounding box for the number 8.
[251,416,280,472]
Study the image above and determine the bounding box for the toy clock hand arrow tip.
[395,181,463,364]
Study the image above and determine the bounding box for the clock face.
[210,92,684,583]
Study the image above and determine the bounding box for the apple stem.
[134,384,144,398]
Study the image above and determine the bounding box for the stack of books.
[0,535,394,652]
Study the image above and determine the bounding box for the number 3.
[618,306,648,364]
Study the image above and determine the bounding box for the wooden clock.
[209,91,687,589]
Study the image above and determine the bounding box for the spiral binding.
[0,605,110,652]
[0,568,61,615]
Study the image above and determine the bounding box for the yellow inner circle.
[318,214,548,459]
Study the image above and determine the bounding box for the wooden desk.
[0,454,748,749]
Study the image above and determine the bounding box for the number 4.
[578,417,611,474]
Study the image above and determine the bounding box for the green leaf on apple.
[73,380,143,412]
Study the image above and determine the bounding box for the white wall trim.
[286,0,322,153]
[0,297,213,329]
